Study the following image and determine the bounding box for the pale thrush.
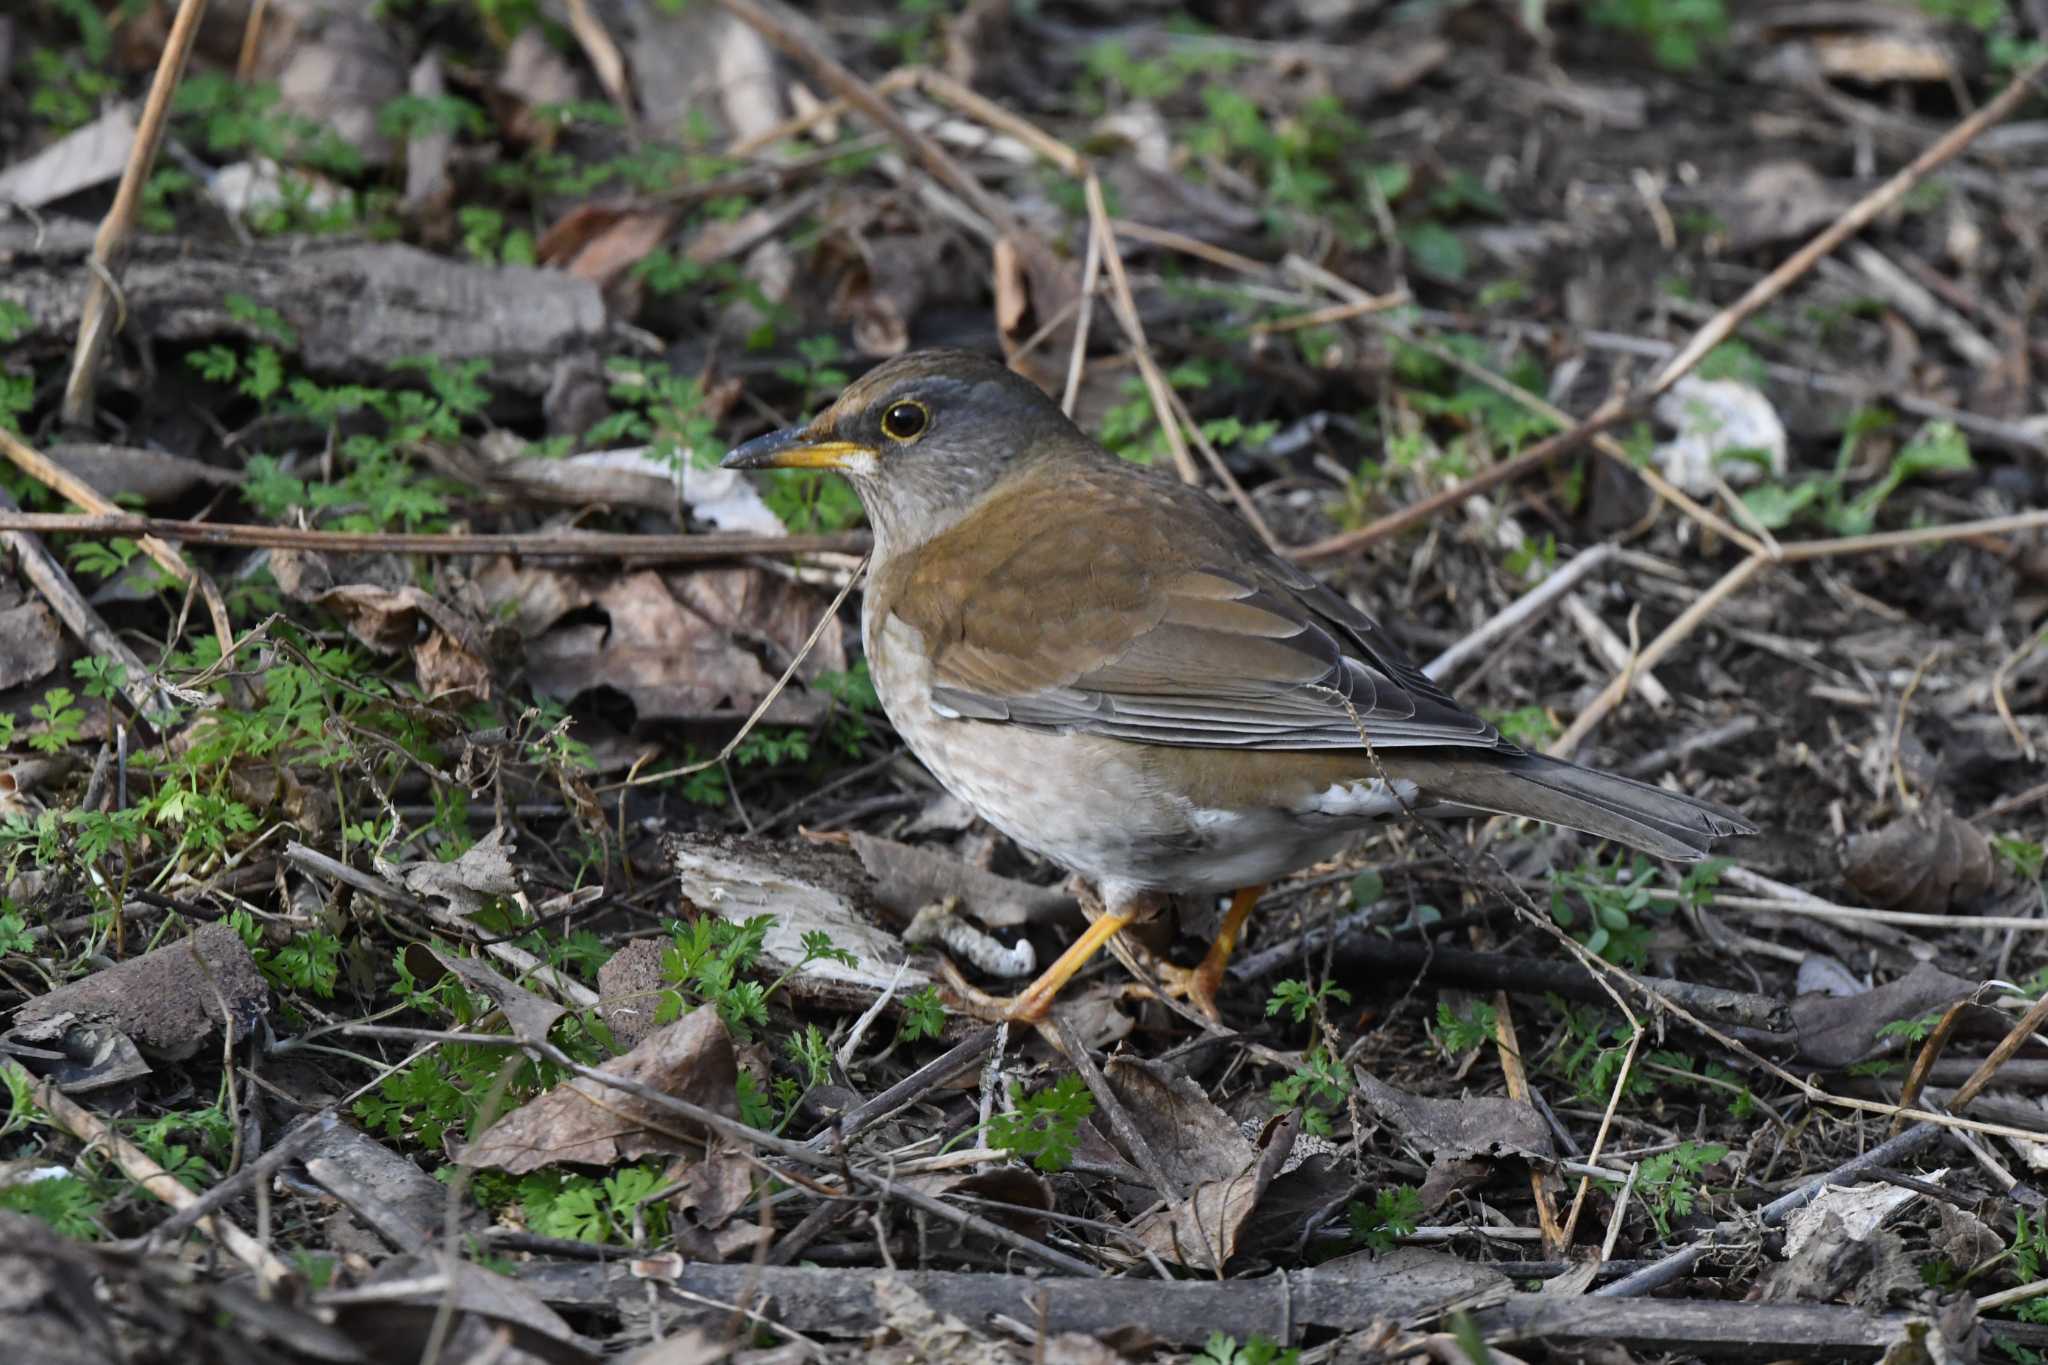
[725,349,1753,1020]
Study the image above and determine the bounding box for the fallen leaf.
[399,828,522,918]
[0,600,61,690]
[502,566,845,724]
[1844,809,2000,914]
[1791,961,1979,1067]
[1356,1073,1555,1164]
[421,945,569,1043]
[457,1007,738,1173]
[0,103,137,209]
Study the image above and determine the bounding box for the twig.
[1423,544,1616,681]
[0,510,869,561]
[6,1056,294,1287]
[0,426,234,658]
[0,491,171,720]
[132,1111,336,1248]
[1593,1122,1944,1298]
[714,0,1020,237]
[1548,554,1770,757]
[1085,175,1202,486]
[61,0,209,425]
[811,1024,1001,1148]
[1642,51,2048,396]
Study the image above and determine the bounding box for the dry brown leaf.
[420,944,568,1044]
[1843,809,2000,913]
[1355,1073,1555,1165]
[0,600,61,691]
[496,566,845,724]
[597,937,671,1050]
[456,1007,737,1173]
[399,827,522,918]
[271,548,492,700]
[1127,1111,1299,1271]
[1103,1055,1256,1188]
[1791,961,1979,1067]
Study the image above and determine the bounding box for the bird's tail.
[1403,752,1754,862]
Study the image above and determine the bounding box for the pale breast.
[865,605,1380,895]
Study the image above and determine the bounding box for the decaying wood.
[1,220,607,392]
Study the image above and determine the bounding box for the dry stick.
[1592,1121,1945,1299]
[1645,52,2048,398]
[517,1033,1101,1278]
[0,511,870,560]
[1491,992,1565,1257]
[1085,176,1203,487]
[1161,373,1283,552]
[132,1110,337,1249]
[60,0,208,425]
[1423,543,1616,681]
[1060,204,1105,418]
[1290,408,1633,563]
[811,1024,1002,1149]
[1292,53,2048,563]
[0,422,234,659]
[1282,255,1767,560]
[715,0,1020,237]
[0,492,169,720]
[914,69,1088,177]
[1948,990,2048,1113]
[4,1058,294,1287]
[1893,998,1976,1137]
[1547,553,1771,758]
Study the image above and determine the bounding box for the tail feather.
[1405,753,1754,861]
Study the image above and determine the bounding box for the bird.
[723,348,1754,1022]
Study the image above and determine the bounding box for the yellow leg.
[1153,883,1266,1021]
[1006,907,1141,1023]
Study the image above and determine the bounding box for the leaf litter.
[0,1,2044,1362]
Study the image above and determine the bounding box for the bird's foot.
[1135,957,1228,1024]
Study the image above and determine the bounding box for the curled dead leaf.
[1843,809,1999,914]
[456,1007,738,1173]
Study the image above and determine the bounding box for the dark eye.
[880,400,929,441]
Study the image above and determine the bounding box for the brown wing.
[879,459,1514,755]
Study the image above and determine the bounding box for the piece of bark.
[0,222,604,394]
[10,922,266,1060]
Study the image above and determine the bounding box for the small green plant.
[1431,1000,1499,1057]
[0,1174,104,1239]
[897,985,946,1042]
[1192,1330,1301,1365]
[656,917,855,1042]
[1486,705,1559,747]
[28,687,84,755]
[1269,1043,1352,1137]
[1628,1141,1727,1238]
[1875,1010,1946,1045]
[988,1074,1093,1173]
[1266,977,1352,1026]
[516,1162,670,1245]
[1588,0,1730,70]
[1348,1183,1424,1253]
[1743,417,1972,536]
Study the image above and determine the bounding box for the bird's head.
[721,349,1083,551]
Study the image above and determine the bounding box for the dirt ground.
[0,1,2045,1362]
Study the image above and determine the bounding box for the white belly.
[866,610,1380,897]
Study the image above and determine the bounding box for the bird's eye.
[880,400,929,442]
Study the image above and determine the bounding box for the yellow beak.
[720,429,875,471]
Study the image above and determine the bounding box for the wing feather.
[883,460,1513,756]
